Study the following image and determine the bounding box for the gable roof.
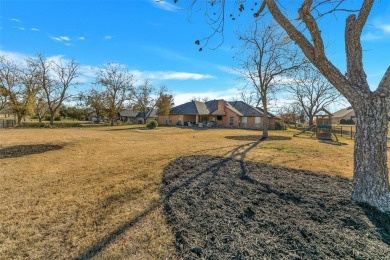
[332,107,354,118]
[137,109,157,118]
[255,107,278,118]
[120,108,157,118]
[120,109,139,117]
[169,99,281,118]
[229,101,261,117]
[205,100,218,114]
[170,101,210,115]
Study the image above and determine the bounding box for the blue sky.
[0,0,389,111]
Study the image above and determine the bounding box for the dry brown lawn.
[0,125,364,259]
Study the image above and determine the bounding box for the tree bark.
[352,96,390,212]
[110,118,114,126]
[308,116,314,126]
[50,111,55,126]
[262,97,269,138]
[16,114,22,125]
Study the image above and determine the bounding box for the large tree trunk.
[308,116,314,126]
[262,97,269,139]
[352,98,390,212]
[50,111,55,126]
[16,113,22,125]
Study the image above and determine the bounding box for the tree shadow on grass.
[319,140,348,146]
[225,135,292,142]
[75,139,389,259]
[103,126,148,131]
[0,144,63,159]
[161,155,390,259]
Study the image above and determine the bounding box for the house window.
[217,115,222,121]
[229,117,234,126]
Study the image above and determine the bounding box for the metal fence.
[0,119,16,128]
[333,125,355,139]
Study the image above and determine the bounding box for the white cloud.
[173,88,241,106]
[362,16,390,41]
[215,65,241,76]
[0,50,29,65]
[50,36,62,42]
[49,35,71,42]
[150,0,178,12]
[31,28,40,31]
[104,35,112,40]
[60,36,70,41]
[14,26,25,30]
[10,18,21,22]
[130,70,213,83]
[159,72,213,80]
[78,36,85,41]
[362,32,382,41]
[379,24,390,34]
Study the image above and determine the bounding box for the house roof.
[332,107,354,118]
[229,101,261,117]
[205,100,218,114]
[255,107,278,118]
[137,109,157,118]
[170,101,210,115]
[120,109,139,117]
[225,102,243,116]
[120,108,157,118]
[194,101,210,115]
[169,99,280,118]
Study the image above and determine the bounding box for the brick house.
[158,99,278,129]
[331,106,356,124]
[119,108,157,124]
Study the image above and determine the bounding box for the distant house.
[158,99,279,129]
[119,108,157,124]
[331,107,356,124]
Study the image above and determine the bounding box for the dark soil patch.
[225,135,292,141]
[161,155,390,259]
[0,144,63,159]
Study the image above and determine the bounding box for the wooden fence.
[0,119,16,128]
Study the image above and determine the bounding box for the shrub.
[146,120,158,129]
[17,122,82,128]
[275,121,286,130]
[340,119,355,125]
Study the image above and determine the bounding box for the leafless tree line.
[0,56,173,126]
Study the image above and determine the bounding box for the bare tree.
[288,65,341,126]
[181,0,390,211]
[278,102,304,127]
[238,85,258,106]
[34,96,48,123]
[31,54,79,125]
[133,82,173,124]
[79,88,107,123]
[237,21,305,138]
[96,63,134,126]
[0,84,10,116]
[132,80,155,124]
[0,56,39,124]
